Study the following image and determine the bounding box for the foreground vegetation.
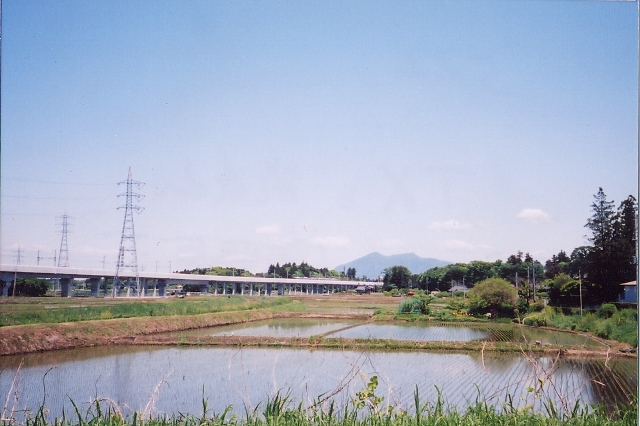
[523,304,638,347]
[8,384,637,426]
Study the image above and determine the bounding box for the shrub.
[446,299,466,311]
[523,312,548,327]
[8,278,49,297]
[597,303,618,318]
[397,298,430,315]
[468,278,518,318]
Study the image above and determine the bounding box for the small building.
[619,281,637,303]
[355,285,374,294]
[449,284,470,295]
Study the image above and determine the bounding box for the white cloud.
[255,224,280,234]
[517,209,551,223]
[312,236,351,248]
[429,220,472,231]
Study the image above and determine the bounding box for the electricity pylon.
[57,214,70,267]
[113,167,144,297]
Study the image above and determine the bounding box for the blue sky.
[1,1,637,274]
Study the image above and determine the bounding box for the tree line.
[266,262,356,279]
[546,188,636,306]
[383,188,637,306]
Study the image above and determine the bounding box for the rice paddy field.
[167,317,606,349]
[0,293,636,424]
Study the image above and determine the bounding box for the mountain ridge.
[334,252,451,279]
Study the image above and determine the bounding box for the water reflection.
[171,318,362,338]
[328,323,489,341]
[167,319,603,347]
[0,346,635,422]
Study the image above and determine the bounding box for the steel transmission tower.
[113,167,144,297]
[57,214,70,267]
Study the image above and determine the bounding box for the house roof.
[620,281,637,287]
[450,285,470,292]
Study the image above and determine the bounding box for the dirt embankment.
[0,309,370,356]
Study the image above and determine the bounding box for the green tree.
[465,261,496,286]
[546,273,581,307]
[468,278,518,317]
[8,278,49,297]
[383,265,412,291]
[584,189,637,303]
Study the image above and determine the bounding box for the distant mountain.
[334,252,451,279]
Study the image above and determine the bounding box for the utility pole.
[12,247,21,297]
[529,258,536,302]
[113,167,144,297]
[579,268,583,317]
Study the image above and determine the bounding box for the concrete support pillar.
[90,277,101,297]
[1,280,9,297]
[140,278,148,297]
[277,283,284,296]
[250,283,254,295]
[223,283,227,295]
[157,279,167,297]
[266,283,272,296]
[60,277,73,297]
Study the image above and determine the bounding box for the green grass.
[523,306,638,347]
[11,387,637,426]
[0,296,293,327]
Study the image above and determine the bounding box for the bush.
[523,312,548,327]
[468,278,518,318]
[8,278,49,297]
[397,298,430,315]
[530,300,545,312]
[435,291,450,298]
[446,299,466,311]
[597,303,618,318]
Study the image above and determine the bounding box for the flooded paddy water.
[0,319,634,421]
[169,318,605,348]
[0,345,635,421]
